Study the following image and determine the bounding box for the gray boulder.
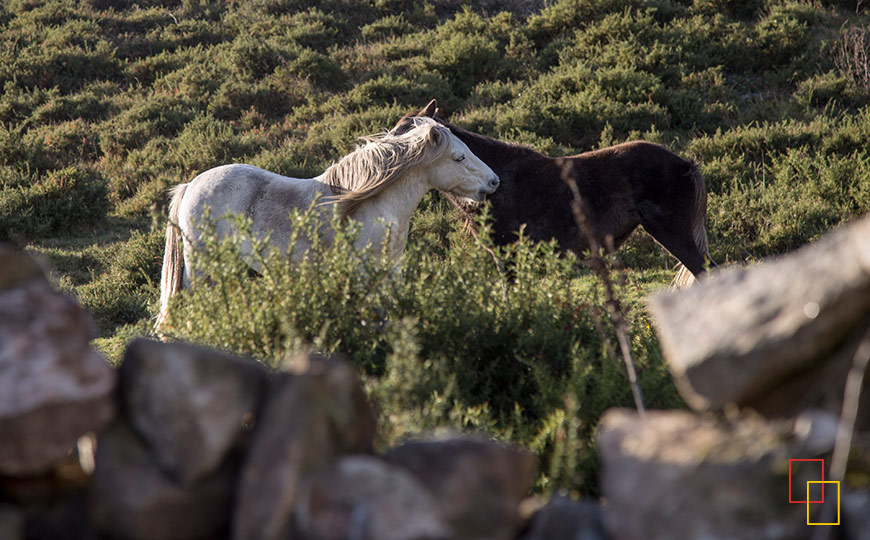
[598,408,822,540]
[384,436,537,540]
[519,495,606,540]
[0,278,115,475]
[22,489,97,540]
[89,421,235,540]
[0,504,23,540]
[0,244,48,290]
[233,354,377,540]
[120,338,268,485]
[843,489,870,540]
[296,455,451,540]
[649,213,870,421]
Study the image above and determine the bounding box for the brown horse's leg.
[640,219,708,277]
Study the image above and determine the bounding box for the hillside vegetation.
[4,0,870,495]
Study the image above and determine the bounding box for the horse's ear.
[390,113,414,136]
[428,123,441,144]
[420,99,438,118]
[427,123,449,147]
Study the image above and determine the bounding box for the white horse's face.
[428,131,499,202]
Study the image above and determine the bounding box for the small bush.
[209,80,294,121]
[229,36,286,80]
[0,167,109,241]
[287,48,347,90]
[98,94,197,159]
[167,113,265,175]
[343,73,452,111]
[74,227,164,335]
[430,10,508,96]
[14,41,122,94]
[361,14,413,40]
[283,8,345,51]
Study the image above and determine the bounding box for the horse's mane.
[323,117,451,220]
[445,121,544,160]
[394,108,542,160]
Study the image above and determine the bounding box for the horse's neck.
[447,123,540,174]
[347,171,431,258]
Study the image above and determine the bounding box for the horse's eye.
[455,154,466,162]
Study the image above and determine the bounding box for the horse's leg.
[639,215,708,277]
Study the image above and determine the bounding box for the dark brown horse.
[392,100,715,286]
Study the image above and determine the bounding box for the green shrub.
[287,48,347,90]
[168,113,266,173]
[209,79,295,121]
[752,5,815,69]
[98,94,198,160]
[229,36,287,80]
[11,41,122,94]
[283,8,345,51]
[151,53,223,101]
[430,10,509,96]
[0,84,60,125]
[74,227,164,335]
[343,73,452,112]
[0,167,109,241]
[705,147,870,261]
[692,0,763,20]
[0,122,55,172]
[361,14,413,40]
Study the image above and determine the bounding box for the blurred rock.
[0,451,90,504]
[23,489,97,540]
[0,244,47,290]
[649,214,870,422]
[0,279,115,476]
[791,408,839,455]
[598,408,820,540]
[843,489,870,540]
[0,504,24,540]
[120,338,268,485]
[384,436,536,540]
[90,421,235,540]
[233,354,377,540]
[519,495,606,540]
[297,455,451,540]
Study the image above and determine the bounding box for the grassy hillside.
[4,0,870,495]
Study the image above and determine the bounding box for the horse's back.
[177,164,328,254]
[180,164,320,224]
[573,141,694,182]
[567,141,697,214]
[574,141,710,275]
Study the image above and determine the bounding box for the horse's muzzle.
[485,175,500,193]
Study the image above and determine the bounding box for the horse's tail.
[672,163,715,289]
[155,183,189,334]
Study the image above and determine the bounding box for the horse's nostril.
[489,176,500,188]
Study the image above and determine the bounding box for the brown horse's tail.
[155,183,188,334]
[672,163,714,289]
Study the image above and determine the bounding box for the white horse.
[155,117,499,330]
